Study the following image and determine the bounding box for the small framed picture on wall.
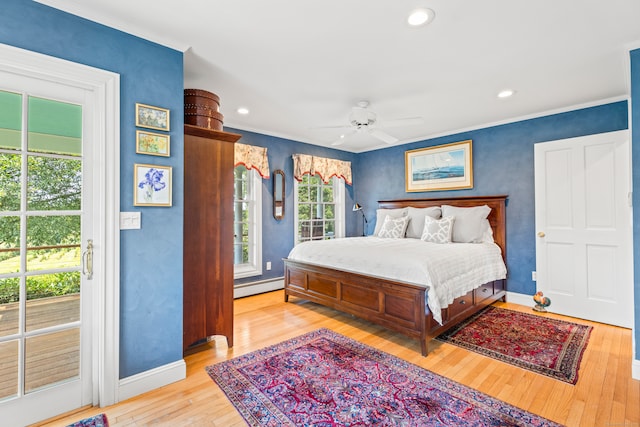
[405,140,473,192]
[136,130,170,157]
[135,103,170,131]
[134,163,172,207]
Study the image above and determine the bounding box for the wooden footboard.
[284,259,506,356]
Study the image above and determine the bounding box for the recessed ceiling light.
[408,8,435,27]
[237,107,250,115]
[497,89,516,99]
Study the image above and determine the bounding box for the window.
[233,165,262,278]
[294,174,345,244]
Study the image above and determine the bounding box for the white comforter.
[287,237,507,325]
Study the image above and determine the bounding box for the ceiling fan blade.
[369,129,399,144]
[331,130,356,146]
[381,116,424,128]
[310,124,351,130]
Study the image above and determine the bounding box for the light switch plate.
[120,212,141,230]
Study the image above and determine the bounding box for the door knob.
[537,231,545,237]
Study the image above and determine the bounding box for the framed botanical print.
[134,163,172,207]
[135,103,170,131]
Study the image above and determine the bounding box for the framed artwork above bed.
[405,140,473,192]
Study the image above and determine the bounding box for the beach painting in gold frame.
[405,140,473,192]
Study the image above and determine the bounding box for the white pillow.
[405,206,442,239]
[481,220,494,243]
[377,215,410,239]
[441,204,491,243]
[421,216,454,244]
[373,208,408,236]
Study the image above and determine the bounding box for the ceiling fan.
[314,101,424,146]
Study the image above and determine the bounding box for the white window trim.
[293,175,345,245]
[234,168,263,279]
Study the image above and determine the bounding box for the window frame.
[233,166,263,279]
[293,174,345,245]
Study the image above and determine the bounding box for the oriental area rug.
[436,306,592,384]
[66,413,109,427]
[206,328,561,426]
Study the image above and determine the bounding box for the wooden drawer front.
[474,283,493,303]
[449,293,474,318]
[494,279,505,293]
[384,293,419,323]
[287,269,306,290]
[307,274,338,298]
[341,282,379,312]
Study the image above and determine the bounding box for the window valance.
[234,143,270,179]
[292,153,352,185]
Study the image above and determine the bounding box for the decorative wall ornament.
[136,130,170,156]
[135,103,170,131]
[133,163,172,207]
[273,169,285,220]
[405,140,473,192]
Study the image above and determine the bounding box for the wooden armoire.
[183,124,241,352]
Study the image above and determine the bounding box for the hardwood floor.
[35,290,639,426]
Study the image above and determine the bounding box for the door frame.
[0,43,121,407]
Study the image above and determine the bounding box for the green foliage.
[0,153,20,211]
[0,272,80,304]
[0,154,81,258]
[233,166,251,265]
[27,156,81,211]
[296,174,337,242]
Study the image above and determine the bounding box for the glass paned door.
[0,87,90,414]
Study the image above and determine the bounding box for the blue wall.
[229,129,358,285]
[0,0,184,378]
[631,48,640,360]
[353,102,628,297]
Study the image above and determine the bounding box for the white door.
[534,130,633,328]
[0,71,96,425]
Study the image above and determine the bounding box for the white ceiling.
[38,0,640,152]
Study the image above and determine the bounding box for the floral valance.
[292,153,352,185]
[234,143,270,179]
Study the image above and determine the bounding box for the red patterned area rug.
[66,413,109,427]
[436,306,592,384]
[207,328,561,426]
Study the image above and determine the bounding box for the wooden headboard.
[378,195,508,263]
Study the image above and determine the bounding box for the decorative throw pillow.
[421,216,454,244]
[405,206,442,239]
[377,215,410,238]
[441,204,491,243]
[373,208,408,236]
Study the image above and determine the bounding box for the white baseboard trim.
[633,358,640,380]
[117,359,186,404]
[234,278,284,298]
[505,291,533,308]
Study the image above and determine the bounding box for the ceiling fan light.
[497,89,515,99]
[408,8,435,27]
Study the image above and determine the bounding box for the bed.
[283,195,508,356]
